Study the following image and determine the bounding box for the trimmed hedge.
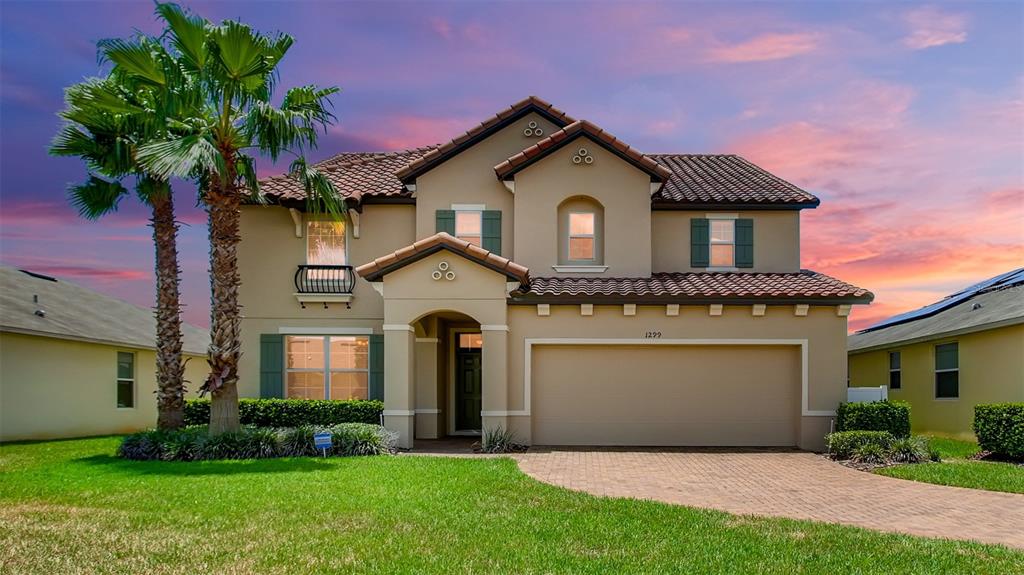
[974,403,1024,460]
[184,398,383,427]
[836,400,911,438]
[118,423,397,461]
[826,430,895,460]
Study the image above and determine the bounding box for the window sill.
[294,293,354,304]
[705,266,740,272]
[552,265,608,273]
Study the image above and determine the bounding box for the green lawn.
[1,438,1022,574]
[875,436,1024,494]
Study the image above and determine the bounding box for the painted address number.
[644,331,662,339]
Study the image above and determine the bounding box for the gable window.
[116,351,135,408]
[285,335,369,400]
[710,219,735,267]
[455,211,483,246]
[568,212,596,261]
[888,351,901,390]
[934,342,959,399]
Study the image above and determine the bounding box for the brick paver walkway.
[513,447,1024,549]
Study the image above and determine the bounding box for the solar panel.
[858,267,1024,333]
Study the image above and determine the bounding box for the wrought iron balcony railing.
[294,265,355,295]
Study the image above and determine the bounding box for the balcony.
[293,265,355,308]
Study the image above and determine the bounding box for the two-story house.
[240,96,872,450]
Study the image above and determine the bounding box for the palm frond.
[64,79,144,116]
[68,175,129,219]
[235,154,262,203]
[155,2,210,71]
[290,156,344,219]
[135,175,171,205]
[97,38,166,86]
[137,134,220,179]
[209,20,271,82]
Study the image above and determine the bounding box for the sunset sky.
[1,1,1021,332]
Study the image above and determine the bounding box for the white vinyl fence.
[847,385,888,403]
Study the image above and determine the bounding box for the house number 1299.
[644,331,662,339]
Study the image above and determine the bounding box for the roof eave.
[508,295,873,306]
[651,199,820,211]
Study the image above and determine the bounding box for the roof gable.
[355,232,530,284]
[494,120,672,185]
[395,96,574,184]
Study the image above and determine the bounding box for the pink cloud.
[902,7,968,50]
[705,32,821,63]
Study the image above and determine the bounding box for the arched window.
[557,196,604,266]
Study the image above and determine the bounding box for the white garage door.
[532,344,800,446]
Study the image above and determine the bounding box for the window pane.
[307,221,346,265]
[936,371,959,398]
[287,372,325,400]
[117,352,134,380]
[889,351,901,370]
[568,237,595,260]
[710,244,734,267]
[329,372,368,400]
[569,213,594,235]
[935,343,958,370]
[455,212,482,235]
[286,336,325,369]
[117,380,134,408]
[710,220,734,242]
[889,371,901,389]
[330,336,368,369]
[458,333,483,349]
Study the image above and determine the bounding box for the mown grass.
[1,437,1021,574]
[875,435,1023,494]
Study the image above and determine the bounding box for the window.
[285,336,368,400]
[710,219,735,267]
[307,221,346,265]
[935,342,959,399]
[888,351,901,390]
[458,333,483,349]
[455,211,482,246]
[116,351,135,408]
[568,212,596,261]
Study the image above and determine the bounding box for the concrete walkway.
[513,447,1024,549]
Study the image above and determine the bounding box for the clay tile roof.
[394,96,575,182]
[494,120,673,182]
[511,271,872,304]
[355,232,530,284]
[650,154,819,207]
[258,146,438,205]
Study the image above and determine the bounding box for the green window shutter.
[690,218,709,268]
[436,210,455,235]
[369,334,385,401]
[735,218,754,268]
[259,334,284,399]
[482,210,502,255]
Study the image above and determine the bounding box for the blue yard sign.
[313,431,332,456]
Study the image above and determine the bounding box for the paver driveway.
[514,448,1024,549]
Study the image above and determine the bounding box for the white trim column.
[383,324,415,448]
[480,324,509,433]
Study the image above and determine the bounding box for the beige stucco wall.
[651,210,801,273]
[0,332,207,441]
[507,304,850,451]
[237,203,415,397]
[513,138,653,276]
[414,112,561,260]
[849,324,1024,439]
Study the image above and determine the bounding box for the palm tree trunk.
[205,173,243,434]
[151,186,186,430]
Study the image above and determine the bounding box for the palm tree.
[50,38,192,429]
[137,3,342,434]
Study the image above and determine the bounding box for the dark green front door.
[455,348,482,431]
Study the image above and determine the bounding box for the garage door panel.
[532,345,799,446]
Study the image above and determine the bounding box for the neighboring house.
[240,96,872,451]
[848,269,1024,439]
[0,266,209,441]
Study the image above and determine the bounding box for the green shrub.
[836,400,911,438]
[278,425,319,458]
[329,423,398,456]
[851,443,888,465]
[889,436,934,464]
[479,426,527,454]
[183,398,383,427]
[826,430,895,460]
[973,404,1024,460]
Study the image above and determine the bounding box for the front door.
[455,334,482,431]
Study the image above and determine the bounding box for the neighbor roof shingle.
[650,154,819,207]
[356,232,530,284]
[511,271,872,303]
